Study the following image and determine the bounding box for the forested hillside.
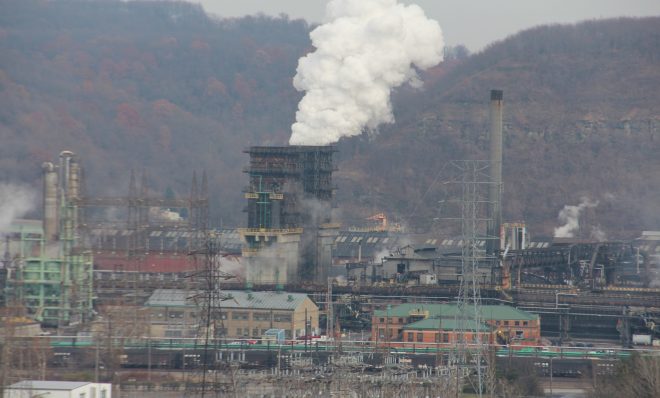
[1,1,658,236]
[0,0,309,225]
[341,17,660,236]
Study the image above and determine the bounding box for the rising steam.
[0,183,36,234]
[553,197,599,238]
[289,0,444,146]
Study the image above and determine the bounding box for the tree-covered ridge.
[0,1,658,235]
[0,0,310,225]
[338,16,660,236]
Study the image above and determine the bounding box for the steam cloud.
[289,0,444,146]
[0,183,36,234]
[553,197,599,238]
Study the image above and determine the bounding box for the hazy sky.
[187,0,660,51]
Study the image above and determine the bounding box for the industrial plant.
[1,90,658,397]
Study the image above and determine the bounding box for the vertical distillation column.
[58,151,76,326]
[42,162,59,242]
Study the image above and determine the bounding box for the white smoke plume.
[590,225,607,242]
[0,183,37,235]
[218,255,245,281]
[289,0,444,146]
[553,197,599,238]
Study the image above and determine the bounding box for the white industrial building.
[3,381,111,398]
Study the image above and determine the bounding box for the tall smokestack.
[488,90,503,254]
[42,162,58,241]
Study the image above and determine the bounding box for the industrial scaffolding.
[241,146,338,284]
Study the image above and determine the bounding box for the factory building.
[333,230,402,264]
[240,146,338,284]
[144,289,318,340]
[371,303,541,346]
[4,152,94,327]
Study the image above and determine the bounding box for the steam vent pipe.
[489,89,503,254]
[42,162,59,242]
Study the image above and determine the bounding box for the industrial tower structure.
[6,151,94,327]
[240,146,338,284]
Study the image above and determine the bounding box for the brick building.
[371,303,540,346]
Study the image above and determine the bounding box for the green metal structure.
[6,218,93,327]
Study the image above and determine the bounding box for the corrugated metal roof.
[8,380,91,390]
[222,290,311,311]
[145,289,312,311]
[145,289,197,307]
[374,303,537,321]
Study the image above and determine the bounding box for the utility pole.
[95,338,99,382]
[326,277,333,338]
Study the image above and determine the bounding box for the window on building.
[274,314,292,322]
[417,333,423,342]
[442,333,449,343]
[523,321,528,326]
[407,332,414,342]
[254,312,270,321]
[515,330,524,338]
[100,391,107,398]
[165,330,182,338]
[232,312,249,320]
[514,321,520,326]
[379,318,385,323]
[379,329,386,339]
[435,333,440,343]
[495,320,500,325]
[253,328,259,336]
[79,393,86,398]
[503,321,509,326]
[399,318,404,323]
[236,328,242,335]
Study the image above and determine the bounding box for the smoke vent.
[488,90,503,253]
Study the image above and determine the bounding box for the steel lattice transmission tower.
[184,233,236,398]
[441,160,498,398]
